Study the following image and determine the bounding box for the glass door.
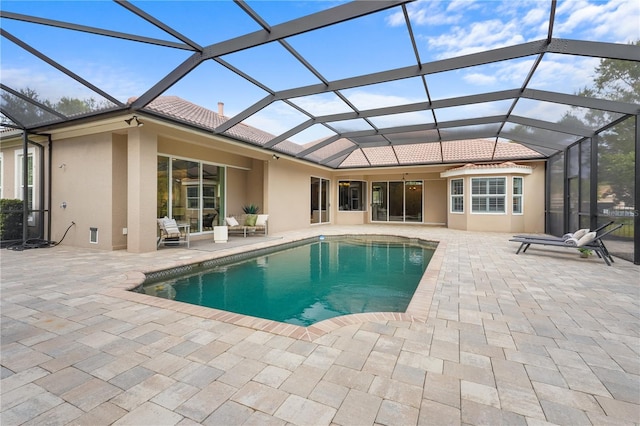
[405,181,423,222]
[371,182,388,221]
[311,177,330,224]
[372,180,423,222]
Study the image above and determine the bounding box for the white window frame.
[450,178,464,213]
[512,176,524,215]
[471,176,506,214]
[15,147,37,225]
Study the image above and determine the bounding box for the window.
[338,181,366,211]
[471,177,506,213]
[513,177,523,214]
[16,149,35,224]
[450,178,464,213]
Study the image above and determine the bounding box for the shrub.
[0,199,24,241]
[242,204,260,214]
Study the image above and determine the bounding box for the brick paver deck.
[2,225,639,425]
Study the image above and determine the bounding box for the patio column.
[127,127,157,253]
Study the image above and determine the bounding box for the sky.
[1,0,638,144]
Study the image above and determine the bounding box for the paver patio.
[1,225,639,425]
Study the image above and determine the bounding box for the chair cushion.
[245,215,257,226]
[256,214,268,226]
[572,228,589,240]
[577,231,596,247]
[226,217,239,227]
[162,217,181,236]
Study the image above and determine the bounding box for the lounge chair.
[157,217,190,248]
[509,223,623,266]
[513,220,615,242]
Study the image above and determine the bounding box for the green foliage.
[1,87,111,128]
[570,41,639,207]
[577,247,593,256]
[242,204,260,214]
[0,199,24,241]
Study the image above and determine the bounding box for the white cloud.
[528,55,600,94]
[463,72,497,86]
[242,101,309,137]
[388,0,463,27]
[289,96,352,116]
[344,91,426,110]
[522,6,547,26]
[555,0,640,43]
[427,20,526,58]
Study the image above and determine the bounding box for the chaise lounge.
[509,223,623,266]
[157,217,190,248]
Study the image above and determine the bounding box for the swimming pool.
[138,235,435,326]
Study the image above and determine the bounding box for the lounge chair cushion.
[562,228,589,240]
[226,217,239,226]
[577,231,596,247]
[564,237,579,246]
[256,214,268,226]
[572,228,589,240]
[160,217,181,237]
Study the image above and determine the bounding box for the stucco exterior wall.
[423,178,447,225]
[266,159,330,233]
[226,167,248,217]
[51,133,114,249]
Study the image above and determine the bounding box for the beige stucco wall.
[51,133,114,249]
[266,159,331,233]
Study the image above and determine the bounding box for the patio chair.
[509,223,623,266]
[157,217,190,248]
[512,220,615,242]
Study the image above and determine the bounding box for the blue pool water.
[141,236,434,326]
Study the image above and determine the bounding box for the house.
[0,96,546,253]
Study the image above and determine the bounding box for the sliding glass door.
[371,180,423,222]
[311,177,330,224]
[158,156,225,233]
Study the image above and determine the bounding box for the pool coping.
[103,234,444,342]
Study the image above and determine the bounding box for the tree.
[572,40,639,207]
[1,88,111,128]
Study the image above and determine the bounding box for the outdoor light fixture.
[125,115,144,127]
[272,154,280,160]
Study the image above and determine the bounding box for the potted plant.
[242,204,260,226]
[577,247,593,258]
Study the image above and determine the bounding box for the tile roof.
[140,96,545,168]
